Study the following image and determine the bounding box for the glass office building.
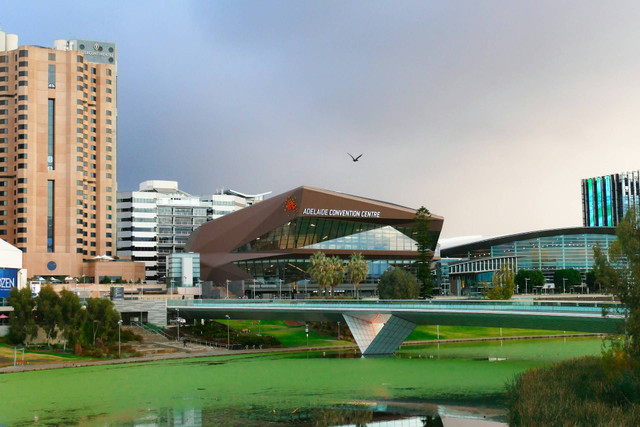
[582,170,640,227]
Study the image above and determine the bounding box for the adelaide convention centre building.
[186,186,443,296]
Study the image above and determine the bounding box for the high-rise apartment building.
[582,171,640,227]
[0,29,117,277]
[116,181,269,282]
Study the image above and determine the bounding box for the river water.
[0,337,601,426]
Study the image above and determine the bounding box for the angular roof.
[440,226,615,257]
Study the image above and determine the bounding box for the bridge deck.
[167,299,624,334]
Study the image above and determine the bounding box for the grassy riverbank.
[507,356,640,426]
[0,343,94,367]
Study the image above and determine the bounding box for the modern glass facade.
[235,217,420,253]
[168,253,200,287]
[231,216,435,284]
[582,171,640,227]
[441,227,616,287]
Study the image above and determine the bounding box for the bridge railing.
[167,299,624,315]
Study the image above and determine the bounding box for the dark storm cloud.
[4,1,640,237]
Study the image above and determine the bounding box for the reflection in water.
[96,403,503,427]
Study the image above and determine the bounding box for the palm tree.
[308,252,331,297]
[348,253,369,299]
[328,256,346,297]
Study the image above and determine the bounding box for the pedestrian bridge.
[167,299,624,357]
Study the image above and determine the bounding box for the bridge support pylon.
[343,313,416,357]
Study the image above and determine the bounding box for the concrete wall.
[113,299,167,327]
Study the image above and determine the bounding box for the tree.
[377,268,420,300]
[35,285,62,345]
[348,253,369,299]
[593,209,640,366]
[414,206,436,298]
[327,256,346,297]
[84,298,121,345]
[485,263,515,300]
[585,270,597,292]
[553,269,582,293]
[59,289,86,348]
[514,270,545,293]
[7,287,37,344]
[308,252,332,297]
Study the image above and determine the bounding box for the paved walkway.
[0,333,604,374]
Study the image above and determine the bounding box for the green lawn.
[221,320,352,347]
[0,343,94,368]
[406,325,582,341]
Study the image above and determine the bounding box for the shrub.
[507,356,640,426]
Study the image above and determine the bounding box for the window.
[48,53,56,61]
[48,99,54,170]
[48,65,55,88]
[18,50,28,58]
[18,81,28,86]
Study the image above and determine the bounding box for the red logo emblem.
[283,196,298,216]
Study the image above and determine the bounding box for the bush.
[507,356,640,426]
[120,329,143,343]
[377,268,420,299]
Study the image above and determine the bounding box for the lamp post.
[225,315,230,348]
[226,280,229,299]
[177,308,180,341]
[258,320,261,336]
[118,319,122,358]
[562,277,567,294]
[524,277,529,295]
[337,321,340,341]
[305,324,309,346]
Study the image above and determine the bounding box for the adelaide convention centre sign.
[302,208,381,218]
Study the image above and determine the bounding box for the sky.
[3,1,640,239]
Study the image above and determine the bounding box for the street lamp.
[118,319,123,358]
[524,277,530,294]
[337,321,341,341]
[562,277,568,294]
[225,315,230,348]
[305,324,309,346]
[226,280,229,299]
[177,308,180,341]
[258,320,261,336]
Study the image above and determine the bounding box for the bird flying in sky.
[348,153,363,162]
